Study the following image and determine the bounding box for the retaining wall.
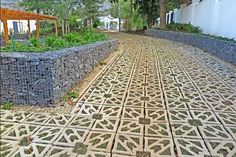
[146,29,236,65]
[0,39,118,106]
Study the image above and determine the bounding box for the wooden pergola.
[0,8,58,46]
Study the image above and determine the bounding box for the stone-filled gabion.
[0,39,118,106]
[146,29,236,65]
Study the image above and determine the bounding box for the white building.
[0,0,36,35]
[165,0,236,39]
[99,15,120,31]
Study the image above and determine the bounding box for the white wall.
[1,20,36,34]
[172,0,236,39]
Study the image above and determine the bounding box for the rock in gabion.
[146,29,236,65]
[0,39,118,106]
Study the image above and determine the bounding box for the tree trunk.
[62,19,65,36]
[160,0,167,29]
[65,20,67,34]
[68,22,70,33]
[90,18,93,28]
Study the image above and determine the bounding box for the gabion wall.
[146,29,236,65]
[0,39,118,106]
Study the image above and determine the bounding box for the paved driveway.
[1,33,236,157]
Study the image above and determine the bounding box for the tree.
[159,0,167,29]
[82,0,102,27]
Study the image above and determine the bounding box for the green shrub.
[30,37,41,48]
[45,36,65,49]
[167,23,202,34]
[64,33,80,44]
[1,29,107,52]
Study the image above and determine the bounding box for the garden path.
[1,33,236,157]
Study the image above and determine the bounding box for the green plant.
[1,29,107,53]
[1,102,14,110]
[30,37,41,48]
[44,36,65,49]
[64,33,80,43]
[167,23,202,34]
[66,92,78,99]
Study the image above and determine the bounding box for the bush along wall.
[0,39,118,106]
[146,29,236,65]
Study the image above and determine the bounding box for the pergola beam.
[0,8,57,46]
[2,19,9,45]
[28,20,31,38]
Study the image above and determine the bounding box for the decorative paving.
[1,33,236,157]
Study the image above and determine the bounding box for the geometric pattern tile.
[11,143,51,157]
[225,126,236,141]
[76,103,102,116]
[0,140,19,157]
[168,110,192,123]
[145,122,171,137]
[0,112,31,123]
[122,107,144,120]
[23,113,50,125]
[112,134,143,156]
[32,126,63,144]
[92,118,119,132]
[174,138,211,157]
[118,120,143,136]
[84,131,115,152]
[99,105,122,118]
[2,124,40,141]
[216,113,236,126]
[171,123,201,139]
[190,110,220,124]
[44,114,74,127]
[0,122,16,136]
[145,109,168,122]
[54,128,89,147]
[68,116,95,130]
[198,124,233,140]
[46,146,78,157]
[205,140,236,157]
[144,137,175,157]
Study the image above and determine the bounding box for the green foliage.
[45,36,65,49]
[1,29,107,52]
[1,102,14,110]
[67,92,78,99]
[64,33,80,43]
[93,17,102,28]
[63,91,78,100]
[30,37,41,48]
[167,23,202,34]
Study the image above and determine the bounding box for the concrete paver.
[1,33,236,157]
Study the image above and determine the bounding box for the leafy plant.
[63,91,78,100]
[167,23,202,34]
[64,33,80,43]
[45,36,65,49]
[30,37,41,48]
[1,29,107,52]
[1,102,14,110]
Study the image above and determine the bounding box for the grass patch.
[1,102,14,110]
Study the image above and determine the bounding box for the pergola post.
[36,18,40,39]
[54,20,58,36]
[27,19,31,38]
[3,19,9,46]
